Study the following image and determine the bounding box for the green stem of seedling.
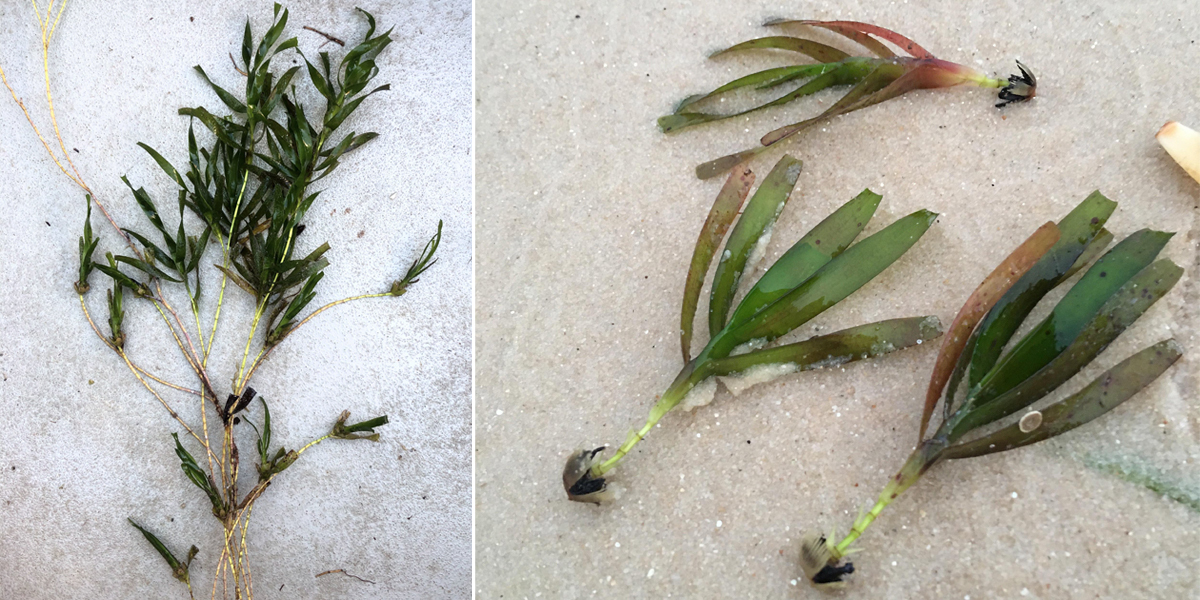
[833,438,946,557]
[592,358,713,476]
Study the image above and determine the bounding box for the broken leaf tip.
[996,61,1037,108]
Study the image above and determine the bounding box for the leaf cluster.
[85,4,397,349]
[172,433,227,519]
[128,519,198,585]
[922,192,1182,458]
[680,154,942,382]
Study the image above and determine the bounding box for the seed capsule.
[562,447,613,504]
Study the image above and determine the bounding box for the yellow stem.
[238,293,388,389]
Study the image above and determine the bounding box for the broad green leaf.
[971,229,1173,404]
[945,339,1182,459]
[707,209,937,358]
[726,188,881,330]
[919,221,1060,440]
[680,166,754,361]
[967,192,1117,389]
[709,155,802,336]
[950,259,1183,437]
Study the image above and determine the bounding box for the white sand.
[476,1,1199,597]
[0,1,472,598]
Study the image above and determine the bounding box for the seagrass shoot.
[798,193,1183,588]
[4,3,442,598]
[563,154,945,504]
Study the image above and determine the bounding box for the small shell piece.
[563,447,614,504]
[1156,121,1200,184]
[800,531,855,589]
[1018,410,1043,433]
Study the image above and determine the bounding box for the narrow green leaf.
[305,57,335,103]
[193,65,247,114]
[121,176,168,236]
[726,188,881,330]
[257,397,272,466]
[710,36,850,63]
[709,155,802,337]
[241,19,252,68]
[660,65,850,134]
[137,143,188,191]
[671,64,839,115]
[253,5,289,68]
[325,84,391,131]
[114,255,183,283]
[695,60,902,179]
[764,19,897,58]
[128,519,191,583]
[214,264,257,296]
[680,166,754,361]
[945,339,1182,459]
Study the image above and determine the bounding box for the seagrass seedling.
[800,192,1183,587]
[658,19,1037,179]
[563,155,945,503]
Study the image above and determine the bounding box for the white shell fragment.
[1156,121,1200,184]
[1019,410,1043,433]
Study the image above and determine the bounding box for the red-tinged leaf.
[764,18,896,58]
[681,167,755,361]
[919,221,1060,440]
[787,19,934,59]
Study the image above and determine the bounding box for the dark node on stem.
[563,447,612,504]
[996,61,1037,108]
[221,387,257,422]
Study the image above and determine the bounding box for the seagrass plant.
[563,154,945,503]
[657,19,1037,179]
[799,192,1183,588]
[5,4,441,598]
